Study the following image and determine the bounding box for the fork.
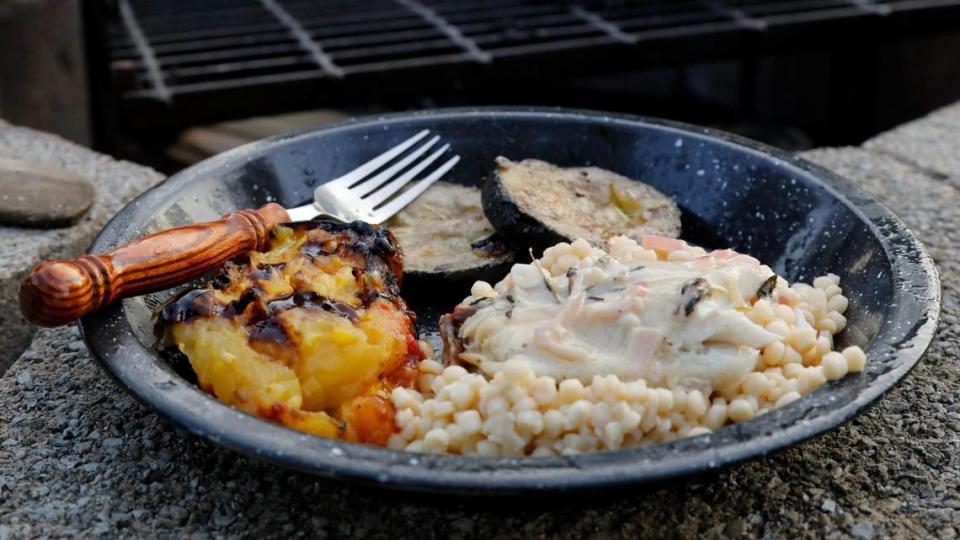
[288,130,459,223]
[20,130,460,327]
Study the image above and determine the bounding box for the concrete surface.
[1,113,959,538]
[0,120,163,374]
[865,101,960,190]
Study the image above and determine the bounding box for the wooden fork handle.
[19,203,290,327]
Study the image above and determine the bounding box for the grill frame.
[87,0,960,139]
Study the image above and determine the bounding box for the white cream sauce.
[456,237,782,393]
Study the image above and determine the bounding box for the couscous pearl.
[483,396,509,416]
[813,276,834,289]
[671,388,689,413]
[728,398,756,422]
[420,359,443,374]
[798,368,826,393]
[827,294,848,313]
[423,429,450,453]
[802,346,821,365]
[816,336,832,356]
[516,410,544,436]
[442,365,468,382]
[828,312,847,332]
[790,327,817,353]
[823,284,842,298]
[558,379,586,403]
[842,346,867,372]
[775,391,802,407]
[531,446,554,457]
[816,318,838,333]
[449,382,475,409]
[531,377,558,405]
[567,400,592,425]
[821,352,848,380]
[783,363,804,379]
[774,304,796,324]
[763,341,786,366]
[809,288,828,313]
[455,408,482,430]
[705,403,728,430]
[741,372,771,398]
[766,320,791,339]
[603,422,625,448]
[749,300,775,325]
[686,390,708,420]
[570,238,593,258]
[476,440,500,457]
[417,374,436,392]
[783,346,803,365]
[656,388,674,413]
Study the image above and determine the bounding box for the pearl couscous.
[389,235,866,457]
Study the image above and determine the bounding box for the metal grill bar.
[701,0,767,30]
[320,28,445,49]
[113,23,289,48]
[101,0,960,127]
[570,6,639,44]
[259,0,343,77]
[885,0,960,10]
[333,38,460,62]
[111,32,293,59]
[298,8,418,27]
[392,0,492,63]
[845,0,892,15]
[148,43,304,67]
[160,55,312,82]
[736,0,864,16]
[118,0,170,100]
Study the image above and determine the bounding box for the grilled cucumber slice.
[482,157,681,254]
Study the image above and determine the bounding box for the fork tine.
[369,155,460,224]
[363,144,450,207]
[351,136,440,197]
[322,129,430,189]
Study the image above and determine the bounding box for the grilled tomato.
[155,217,422,445]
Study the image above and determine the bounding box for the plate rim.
[79,106,941,496]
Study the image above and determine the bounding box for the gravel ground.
[1,126,959,537]
[0,122,163,374]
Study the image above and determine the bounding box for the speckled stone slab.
[0,121,163,374]
[0,156,95,227]
[865,101,960,189]
[0,138,956,535]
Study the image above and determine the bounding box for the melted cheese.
[456,236,781,393]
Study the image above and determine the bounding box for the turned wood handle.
[19,203,290,327]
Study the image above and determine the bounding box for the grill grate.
[100,0,960,119]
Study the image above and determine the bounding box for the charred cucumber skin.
[481,171,570,257]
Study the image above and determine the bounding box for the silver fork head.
[309,130,460,225]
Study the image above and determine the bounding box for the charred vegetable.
[678,277,711,316]
[155,216,422,445]
[753,275,778,302]
[385,182,514,288]
[482,157,682,255]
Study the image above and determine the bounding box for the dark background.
[3,0,960,170]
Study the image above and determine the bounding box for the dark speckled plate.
[80,108,940,497]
